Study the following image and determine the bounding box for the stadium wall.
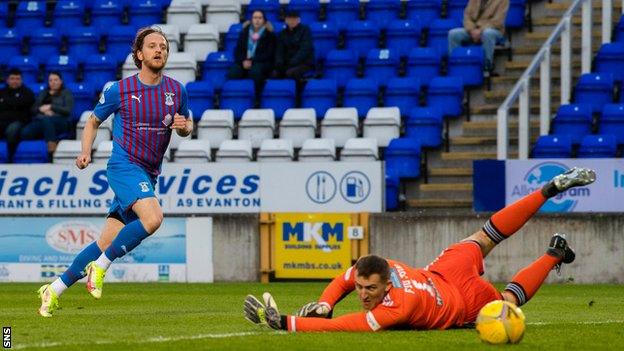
[369,211,624,284]
[212,214,259,282]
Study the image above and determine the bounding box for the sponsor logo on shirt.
[139,182,150,192]
[164,92,175,106]
[162,114,173,126]
[366,311,381,331]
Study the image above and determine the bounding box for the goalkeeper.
[245,167,595,332]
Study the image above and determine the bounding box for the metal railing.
[497,0,623,159]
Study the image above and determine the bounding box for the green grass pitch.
[1,283,623,350]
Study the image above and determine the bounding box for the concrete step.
[512,42,603,56]
[483,89,564,104]
[490,74,580,85]
[420,183,473,192]
[546,2,622,11]
[504,58,581,71]
[469,103,562,116]
[524,30,604,42]
[406,198,473,208]
[451,135,498,145]
[428,167,473,177]
[462,120,541,136]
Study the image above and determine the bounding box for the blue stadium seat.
[385,168,400,210]
[261,79,297,119]
[386,20,421,58]
[301,79,338,118]
[323,49,358,89]
[8,56,39,84]
[186,81,215,121]
[128,0,162,29]
[426,76,464,117]
[577,134,617,158]
[530,135,573,158]
[91,0,124,30]
[106,26,136,64]
[342,78,379,119]
[599,104,624,145]
[15,1,45,34]
[220,79,255,120]
[246,0,281,23]
[0,2,7,29]
[0,29,21,65]
[66,27,101,62]
[46,55,79,83]
[0,141,7,163]
[427,19,461,56]
[384,77,421,117]
[366,0,401,30]
[407,48,441,87]
[551,104,593,144]
[201,51,233,90]
[287,0,320,24]
[29,28,61,62]
[365,49,399,88]
[573,73,614,114]
[224,23,243,55]
[447,0,469,24]
[53,1,86,30]
[448,46,484,87]
[14,140,48,164]
[406,0,441,28]
[84,54,117,91]
[406,107,443,148]
[616,16,624,43]
[310,22,338,62]
[505,0,527,30]
[385,137,421,178]
[595,43,624,82]
[344,21,380,59]
[326,0,360,31]
[67,82,95,122]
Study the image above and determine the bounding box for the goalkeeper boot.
[547,233,576,274]
[542,167,596,197]
[38,284,59,317]
[85,261,106,299]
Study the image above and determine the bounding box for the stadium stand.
[320,107,358,148]
[577,134,618,158]
[220,79,255,120]
[322,50,358,88]
[29,28,61,61]
[406,48,441,87]
[175,139,212,162]
[362,107,401,148]
[92,140,113,164]
[384,137,421,179]
[205,0,241,33]
[257,138,295,162]
[384,77,421,118]
[301,79,337,119]
[215,139,253,162]
[166,0,202,34]
[344,21,380,59]
[287,0,321,25]
[279,108,317,148]
[52,139,82,164]
[325,0,360,31]
[573,73,615,114]
[599,104,624,145]
[405,107,443,148]
[186,81,215,120]
[184,23,220,62]
[260,79,297,119]
[366,0,401,31]
[365,49,400,88]
[246,0,281,23]
[531,135,573,159]
[298,138,336,162]
[201,51,233,90]
[551,104,593,145]
[342,78,379,119]
[385,20,421,58]
[13,140,48,164]
[197,109,235,149]
[340,137,379,161]
[53,0,86,31]
[238,108,276,148]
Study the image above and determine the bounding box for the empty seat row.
[531,134,621,158]
[551,103,624,145]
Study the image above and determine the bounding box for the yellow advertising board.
[274,213,352,279]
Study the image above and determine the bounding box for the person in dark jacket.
[272,10,314,80]
[228,10,276,93]
[21,71,74,154]
[0,68,35,162]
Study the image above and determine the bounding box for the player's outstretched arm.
[76,114,102,169]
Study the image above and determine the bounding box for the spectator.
[0,69,36,162]
[21,71,74,155]
[228,10,277,94]
[272,10,314,81]
[448,0,509,72]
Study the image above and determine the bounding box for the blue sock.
[60,242,102,286]
[104,219,150,261]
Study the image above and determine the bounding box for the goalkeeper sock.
[59,242,102,291]
[50,278,68,296]
[102,219,150,264]
[482,190,547,244]
[504,254,561,306]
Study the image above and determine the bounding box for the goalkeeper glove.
[244,292,284,330]
[296,302,331,318]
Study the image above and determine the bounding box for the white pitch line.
[12,322,624,349]
[12,331,281,350]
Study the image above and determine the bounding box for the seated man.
[0,69,35,162]
[245,167,596,332]
[227,10,276,94]
[272,10,314,81]
[448,0,509,72]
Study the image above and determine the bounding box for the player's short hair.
[132,26,170,69]
[7,68,22,77]
[355,255,390,282]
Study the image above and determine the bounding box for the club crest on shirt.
[162,113,173,126]
[164,92,175,106]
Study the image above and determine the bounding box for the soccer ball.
[475,300,526,344]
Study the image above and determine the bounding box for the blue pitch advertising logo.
[514,162,591,212]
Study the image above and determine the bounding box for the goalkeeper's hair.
[132,26,170,69]
[355,255,390,281]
